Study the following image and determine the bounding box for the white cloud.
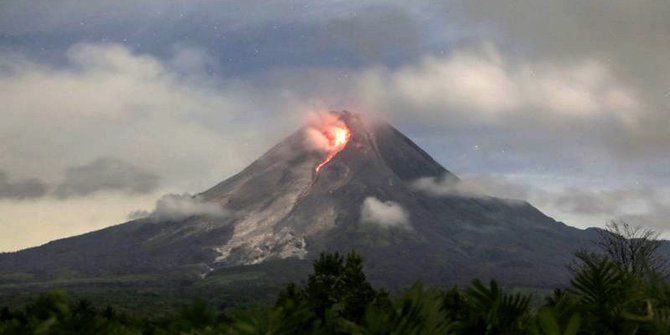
[0,43,304,188]
[0,43,310,251]
[360,196,410,229]
[147,193,228,221]
[357,44,640,126]
[411,174,530,202]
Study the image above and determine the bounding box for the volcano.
[0,111,602,291]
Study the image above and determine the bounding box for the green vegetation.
[1,221,669,334]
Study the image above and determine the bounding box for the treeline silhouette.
[1,222,669,334]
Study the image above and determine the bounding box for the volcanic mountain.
[0,111,601,291]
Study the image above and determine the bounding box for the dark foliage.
[1,224,669,334]
[596,221,668,279]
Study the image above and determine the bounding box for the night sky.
[1,1,669,251]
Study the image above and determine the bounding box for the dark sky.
[1,0,669,250]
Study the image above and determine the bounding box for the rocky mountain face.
[0,111,603,289]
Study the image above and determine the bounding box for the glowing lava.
[315,125,351,172]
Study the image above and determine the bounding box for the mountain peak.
[0,110,598,289]
[198,110,458,265]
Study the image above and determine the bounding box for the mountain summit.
[199,110,458,266]
[0,111,598,289]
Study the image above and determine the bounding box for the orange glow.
[333,127,348,146]
[315,125,351,172]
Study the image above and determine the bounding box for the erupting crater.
[315,124,351,172]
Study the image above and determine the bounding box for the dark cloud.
[0,1,436,76]
[463,0,670,156]
[53,158,159,198]
[315,6,422,64]
[463,0,670,70]
[0,171,48,199]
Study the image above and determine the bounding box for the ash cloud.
[53,158,159,198]
[360,196,410,229]
[131,193,228,222]
[0,170,48,200]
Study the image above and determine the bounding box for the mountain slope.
[0,111,601,289]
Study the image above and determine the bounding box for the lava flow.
[315,125,351,172]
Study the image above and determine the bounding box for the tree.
[360,283,455,335]
[459,279,531,335]
[565,221,670,334]
[568,253,631,333]
[277,251,377,325]
[304,252,346,318]
[528,309,581,335]
[338,251,377,322]
[596,220,667,279]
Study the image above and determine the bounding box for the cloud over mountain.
[148,193,228,221]
[412,174,530,201]
[360,197,410,229]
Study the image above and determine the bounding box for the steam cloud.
[303,112,348,152]
[132,193,228,221]
[360,196,410,229]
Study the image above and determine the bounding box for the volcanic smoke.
[315,124,351,172]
